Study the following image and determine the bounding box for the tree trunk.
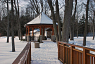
[83,0,89,46]
[40,0,43,12]
[11,0,15,52]
[56,0,61,41]
[47,0,59,43]
[7,0,10,43]
[93,11,95,40]
[70,0,77,40]
[17,0,22,40]
[62,0,73,42]
[76,12,78,38]
[93,18,94,40]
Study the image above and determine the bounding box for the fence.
[12,42,31,64]
[58,41,95,64]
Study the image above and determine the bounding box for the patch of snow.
[69,37,95,54]
[31,40,62,64]
[0,36,27,64]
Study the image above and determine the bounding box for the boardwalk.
[31,39,62,64]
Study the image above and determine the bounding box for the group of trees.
[0,0,95,52]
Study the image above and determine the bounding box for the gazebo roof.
[26,12,53,26]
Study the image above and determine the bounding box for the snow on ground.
[69,37,95,54]
[69,37,95,49]
[0,36,27,64]
[0,36,95,64]
[31,39,62,64]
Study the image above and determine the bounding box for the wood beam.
[43,27,45,36]
[32,28,34,36]
[28,26,30,36]
[40,27,42,35]
[52,27,54,35]
[26,27,27,36]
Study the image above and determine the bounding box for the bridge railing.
[58,41,95,64]
[12,42,31,64]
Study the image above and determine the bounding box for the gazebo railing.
[12,42,31,64]
[58,41,95,64]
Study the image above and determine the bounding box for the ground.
[0,37,27,64]
[0,36,95,64]
[31,39,62,64]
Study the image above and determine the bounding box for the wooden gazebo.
[24,12,54,39]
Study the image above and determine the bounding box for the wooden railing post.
[58,42,60,59]
[63,44,66,63]
[30,42,31,63]
[70,46,75,64]
[83,48,90,64]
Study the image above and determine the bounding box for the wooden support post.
[83,48,90,64]
[40,27,42,35]
[52,28,54,35]
[32,28,34,36]
[63,44,66,63]
[70,46,75,64]
[28,27,30,36]
[58,42,60,59]
[43,28,45,36]
[26,27,27,36]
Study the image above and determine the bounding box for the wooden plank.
[83,49,89,64]
[74,51,77,64]
[58,42,60,59]
[77,52,79,64]
[63,44,66,63]
[70,46,75,64]
[79,52,82,64]
[66,47,67,63]
[87,53,95,57]
[73,48,83,53]
[81,53,82,64]
[91,56,93,64]
[94,57,95,64]
[68,48,70,64]
[87,55,90,64]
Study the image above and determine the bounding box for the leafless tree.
[47,0,59,43]
[83,0,90,46]
[11,0,15,52]
[62,0,73,42]
[70,0,77,40]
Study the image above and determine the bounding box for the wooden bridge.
[12,41,95,64]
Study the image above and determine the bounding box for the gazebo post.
[27,26,30,42]
[40,27,42,35]
[42,27,45,40]
[51,27,56,42]
[52,27,54,35]
[26,27,27,36]
[39,26,42,43]
[25,27,27,41]
[28,26,30,36]
[32,28,34,40]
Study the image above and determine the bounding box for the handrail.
[12,42,31,64]
[58,41,95,64]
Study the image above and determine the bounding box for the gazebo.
[25,12,55,41]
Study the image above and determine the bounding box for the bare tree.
[47,0,59,43]
[11,0,15,52]
[70,0,77,40]
[62,0,73,42]
[56,0,61,41]
[7,0,10,43]
[83,0,90,46]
